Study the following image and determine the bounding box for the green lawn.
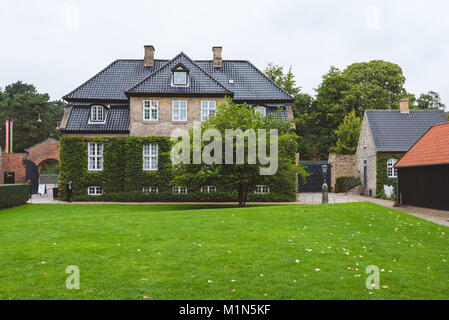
[0,202,448,300]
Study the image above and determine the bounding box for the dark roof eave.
[234,98,294,104]
[61,130,129,134]
[396,162,449,169]
[125,91,233,98]
[64,97,129,104]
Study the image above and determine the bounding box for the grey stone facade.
[355,113,377,196]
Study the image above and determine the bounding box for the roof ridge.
[24,137,59,151]
[126,52,233,94]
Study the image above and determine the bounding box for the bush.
[335,176,361,193]
[0,184,29,209]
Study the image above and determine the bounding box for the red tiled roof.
[395,122,449,168]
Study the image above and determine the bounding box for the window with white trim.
[201,186,216,193]
[201,101,216,121]
[387,159,398,178]
[172,186,187,194]
[363,134,367,148]
[255,185,270,194]
[143,187,158,194]
[172,101,187,121]
[143,100,158,121]
[143,143,158,170]
[87,186,102,195]
[255,106,267,117]
[90,105,105,122]
[88,143,103,171]
[173,71,187,85]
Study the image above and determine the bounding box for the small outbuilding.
[395,122,449,211]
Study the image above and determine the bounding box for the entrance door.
[25,160,39,194]
[363,160,367,185]
[4,172,15,184]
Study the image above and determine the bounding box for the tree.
[264,63,300,96]
[0,81,65,152]
[330,110,362,155]
[171,98,304,207]
[417,91,446,110]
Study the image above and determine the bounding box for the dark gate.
[25,160,39,194]
[298,161,331,193]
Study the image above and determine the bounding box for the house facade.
[58,46,295,200]
[355,99,447,198]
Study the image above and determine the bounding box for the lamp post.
[321,164,328,204]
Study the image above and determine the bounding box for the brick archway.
[25,138,60,166]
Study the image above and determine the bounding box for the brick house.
[355,99,447,197]
[58,46,295,198]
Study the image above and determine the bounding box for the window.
[172,101,187,121]
[201,186,216,193]
[88,186,102,195]
[201,101,216,121]
[387,159,398,178]
[143,187,158,194]
[363,134,367,148]
[143,143,158,170]
[90,105,105,122]
[255,185,270,194]
[172,186,187,194]
[173,71,187,85]
[255,106,267,117]
[143,100,158,121]
[88,143,103,171]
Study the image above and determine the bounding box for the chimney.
[144,45,155,67]
[212,46,222,68]
[399,99,410,114]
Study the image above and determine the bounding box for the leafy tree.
[330,110,362,155]
[0,82,65,152]
[264,63,300,96]
[416,91,446,110]
[172,98,305,207]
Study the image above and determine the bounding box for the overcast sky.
[0,0,448,108]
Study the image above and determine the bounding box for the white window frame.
[143,187,158,194]
[172,186,188,194]
[173,71,188,85]
[201,186,216,193]
[387,159,398,178]
[255,106,267,117]
[88,142,103,171]
[143,143,158,171]
[201,101,216,121]
[363,134,367,148]
[90,105,105,122]
[143,100,158,121]
[255,185,270,194]
[87,186,102,195]
[172,100,187,121]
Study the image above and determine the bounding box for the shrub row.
[0,184,29,209]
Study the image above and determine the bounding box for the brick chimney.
[144,45,155,67]
[212,46,222,68]
[399,99,410,114]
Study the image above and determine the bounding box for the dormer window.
[171,63,189,86]
[90,105,105,122]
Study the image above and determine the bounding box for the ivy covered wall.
[376,153,403,199]
[58,137,296,202]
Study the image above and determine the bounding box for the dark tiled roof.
[127,53,232,96]
[65,103,129,132]
[63,54,294,103]
[366,109,447,152]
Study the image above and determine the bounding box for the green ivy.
[376,154,403,199]
[58,137,296,202]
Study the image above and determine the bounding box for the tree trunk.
[238,185,245,207]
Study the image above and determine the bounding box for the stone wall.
[328,153,357,191]
[130,97,225,137]
[355,112,377,196]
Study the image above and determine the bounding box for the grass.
[0,202,448,300]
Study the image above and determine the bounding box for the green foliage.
[331,110,362,155]
[0,184,29,209]
[335,176,361,193]
[376,154,402,199]
[416,91,446,110]
[0,81,65,152]
[264,63,300,96]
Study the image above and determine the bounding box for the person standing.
[26,179,32,199]
[66,180,73,202]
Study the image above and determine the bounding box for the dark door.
[4,172,15,184]
[25,160,39,194]
[363,160,367,185]
[298,161,331,192]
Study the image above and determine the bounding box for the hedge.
[59,137,296,202]
[335,176,361,193]
[0,184,29,209]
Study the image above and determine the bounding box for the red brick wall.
[26,138,60,166]
[1,153,27,184]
